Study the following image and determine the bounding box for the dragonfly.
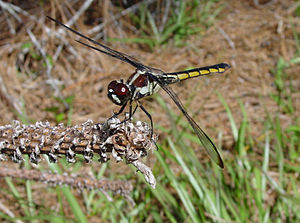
[47,16,230,168]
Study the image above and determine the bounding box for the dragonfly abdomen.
[163,63,230,83]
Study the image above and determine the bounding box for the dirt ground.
[0,0,299,220]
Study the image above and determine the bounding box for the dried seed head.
[0,118,157,163]
[0,118,158,187]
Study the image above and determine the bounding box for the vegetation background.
[0,0,299,222]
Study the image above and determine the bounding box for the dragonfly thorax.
[107,80,131,105]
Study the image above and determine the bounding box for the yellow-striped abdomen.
[178,73,189,79]
[162,63,230,84]
[177,66,226,81]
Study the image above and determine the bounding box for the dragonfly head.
[107,80,131,105]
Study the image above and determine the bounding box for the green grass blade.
[155,150,200,222]
[47,160,87,223]
[146,11,160,43]
[275,117,284,187]
[217,92,238,141]
[168,138,223,218]
[5,177,30,216]
[262,126,270,197]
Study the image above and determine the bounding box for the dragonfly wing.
[47,16,148,70]
[181,107,224,168]
[152,74,224,168]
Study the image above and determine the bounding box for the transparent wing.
[152,74,224,168]
[47,16,148,70]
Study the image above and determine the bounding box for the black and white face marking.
[107,80,131,105]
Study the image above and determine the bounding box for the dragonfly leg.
[119,103,138,124]
[113,102,127,116]
[139,103,154,137]
[139,103,158,150]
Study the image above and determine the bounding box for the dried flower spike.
[0,118,158,188]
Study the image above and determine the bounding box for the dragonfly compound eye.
[107,80,130,105]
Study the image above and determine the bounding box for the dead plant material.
[0,165,133,198]
[0,118,158,188]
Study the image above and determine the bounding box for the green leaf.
[65,95,75,105]
[286,125,300,133]
[44,106,59,113]
[295,5,300,16]
[55,113,65,123]
[21,42,32,49]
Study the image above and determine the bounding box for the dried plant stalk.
[0,165,133,197]
[0,118,158,188]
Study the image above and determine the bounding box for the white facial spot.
[109,89,113,93]
[111,94,121,104]
[121,87,126,93]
